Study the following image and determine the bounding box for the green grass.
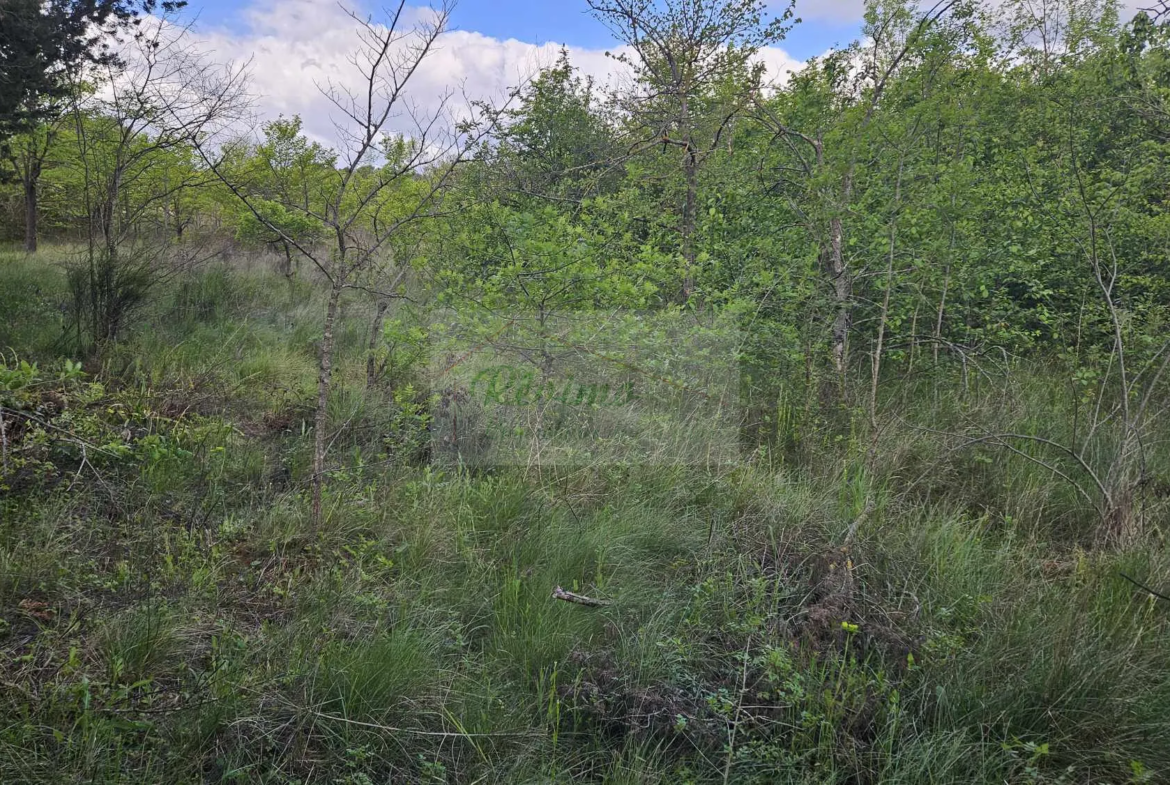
[1,248,1168,783]
[0,246,73,358]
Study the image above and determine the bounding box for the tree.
[489,49,622,205]
[975,1,1170,544]
[0,0,186,252]
[201,1,503,525]
[65,10,247,350]
[753,0,960,380]
[1,0,188,137]
[228,117,329,278]
[2,113,65,253]
[587,0,794,300]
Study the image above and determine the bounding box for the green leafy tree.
[201,1,501,525]
[753,0,963,379]
[64,11,247,351]
[0,0,186,252]
[227,117,330,277]
[588,0,796,300]
[490,49,622,205]
[0,0,186,137]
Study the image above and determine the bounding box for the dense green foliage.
[0,0,187,137]
[3,0,1170,782]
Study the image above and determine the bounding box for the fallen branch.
[1120,572,1170,604]
[552,586,611,607]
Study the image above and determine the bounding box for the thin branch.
[1119,572,1170,604]
[552,586,611,607]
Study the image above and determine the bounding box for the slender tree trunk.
[908,302,919,374]
[366,297,389,389]
[813,133,852,383]
[23,171,39,254]
[677,82,697,302]
[828,213,850,377]
[280,241,294,279]
[1104,438,1140,547]
[870,160,903,458]
[682,148,698,300]
[312,281,344,525]
[0,408,7,477]
[933,265,950,366]
[935,194,956,366]
[174,199,185,240]
[871,238,895,437]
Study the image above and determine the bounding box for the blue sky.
[174,0,867,148]
[182,0,865,61]
[160,0,1150,153]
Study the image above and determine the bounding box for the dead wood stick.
[1120,572,1170,604]
[552,586,611,607]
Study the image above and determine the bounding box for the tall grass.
[1,249,1167,783]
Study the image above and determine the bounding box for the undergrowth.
[1,250,1167,784]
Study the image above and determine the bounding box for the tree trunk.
[678,83,697,303]
[869,159,903,465]
[828,214,850,377]
[811,135,851,383]
[312,281,344,525]
[907,302,919,374]
[23,174,38,254]
[280,241,294,279]
[933,265,950,366]
[366,297,389,388]
[682,148,698,300]
[1102,426,1143,546]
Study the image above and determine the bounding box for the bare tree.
[198,1,506,525]
[66,11,248,350]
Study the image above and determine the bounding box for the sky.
[170,0,1146,150]
[166,0,869,148]
[182,0,868,60]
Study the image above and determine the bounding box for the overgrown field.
[1,247,1168,784]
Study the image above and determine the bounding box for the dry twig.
[552,586,611,607]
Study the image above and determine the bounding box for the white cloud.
[183,0,1154,153]
[757,46,805,87]
[789,0,866,23]
[196,0,803,151]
